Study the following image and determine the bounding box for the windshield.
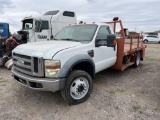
[22,19,33,30]
[54,25,98,42]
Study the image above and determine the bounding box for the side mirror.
[106,34,116,47]
[51,35,54,39]
[39,28,42,32]
[95,34,116,47]
[35,28,43,32]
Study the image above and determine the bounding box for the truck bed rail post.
[113,21,116,33]
[130,35,133,52]
[137,35,140,48]
[119,20,125,40]
[141,36,143,47]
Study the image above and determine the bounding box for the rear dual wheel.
[134,52,141,67]
[61,70,93,105]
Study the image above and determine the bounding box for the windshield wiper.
[60,39,79,42]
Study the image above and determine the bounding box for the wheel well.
[71,61,95,79]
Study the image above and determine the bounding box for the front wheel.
[61,70,93,105]
[134,52,141,67]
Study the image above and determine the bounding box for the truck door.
[34,20,50,42]
[93,25,117,73]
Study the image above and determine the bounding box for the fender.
[59,54,95,78]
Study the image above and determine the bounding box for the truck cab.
[18,10,77,42]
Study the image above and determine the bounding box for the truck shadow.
[16,87,67,106]
[94,68,129,84]
[15,66,135,107]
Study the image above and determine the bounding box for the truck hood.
[13,40,82,59]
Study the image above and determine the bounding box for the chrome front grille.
[13,53,44,77]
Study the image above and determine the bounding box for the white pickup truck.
[12,18,146,105]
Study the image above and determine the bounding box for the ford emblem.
[17,59,24,65]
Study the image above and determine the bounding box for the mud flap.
[0,58,3,66]
[5,59,13,70]
[0,57,8,66]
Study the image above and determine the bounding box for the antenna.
[31,0,38,16]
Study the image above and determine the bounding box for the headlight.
[44,60,61,78]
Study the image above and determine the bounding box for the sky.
[0,0,160,33]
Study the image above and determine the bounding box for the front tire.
[61,70,93,105]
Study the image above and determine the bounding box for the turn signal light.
[113,40,117,44]
[46,65,60,69]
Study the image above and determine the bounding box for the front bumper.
[12,69,66,92]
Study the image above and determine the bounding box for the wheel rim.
[144,40,148,43]
[136,53,140,65]
[70,77,89,100]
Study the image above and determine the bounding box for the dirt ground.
[0,43,160,120]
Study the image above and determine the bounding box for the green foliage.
[107,88,124,94]
[132,105,141,112]
[145,57,160,61]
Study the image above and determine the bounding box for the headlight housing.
[44,60,61,78]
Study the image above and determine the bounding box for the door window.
[35,21,49,32]
[96,26,111,40]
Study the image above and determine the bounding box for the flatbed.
[105,20,147,71]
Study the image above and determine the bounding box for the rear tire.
[61,70,93,105]
[144,39,148,43]
[134,52,140,67]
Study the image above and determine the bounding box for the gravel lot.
[0,43,160,120]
